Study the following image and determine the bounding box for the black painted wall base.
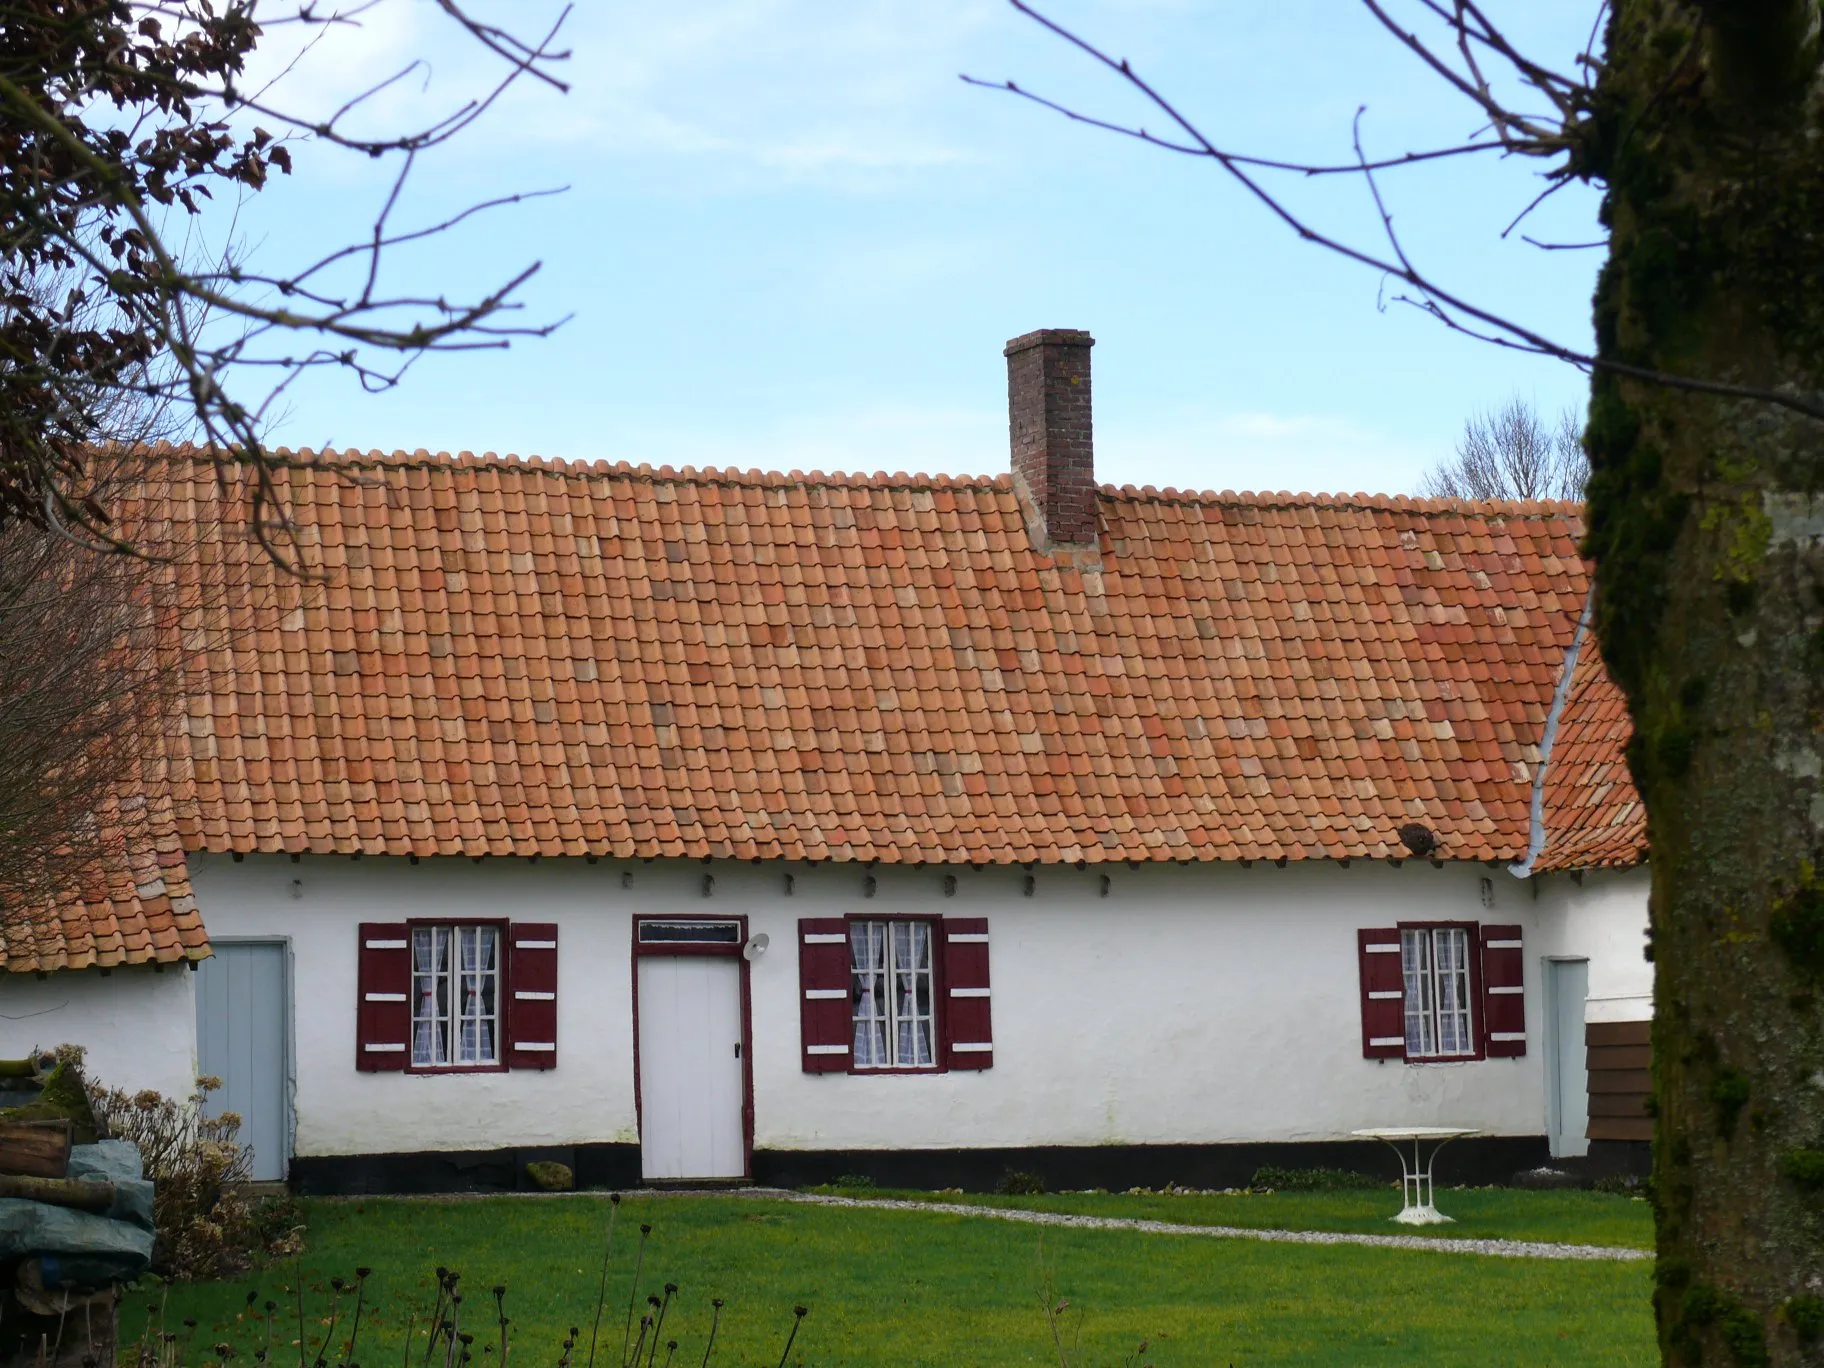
[1575,1140,1653,1181]
[291,1136,1557,1197]
[752,1137,1551,1193]
[292,1143,642,1196]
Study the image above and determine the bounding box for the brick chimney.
[1005,329,1097,555]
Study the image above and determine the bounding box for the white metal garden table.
[1351,1127,1480,1224]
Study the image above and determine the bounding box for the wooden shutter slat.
[943,917,993,1070]
[799,918,851,1073]
[1480,923,1526,1057]
[506,923,558,1070]
[1357,927,1405,1060]
[357,923,411,1071]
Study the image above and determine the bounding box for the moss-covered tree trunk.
[1586,3,1824,1363]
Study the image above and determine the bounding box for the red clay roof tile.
[81,447,1643,874]
[1,757,208,973]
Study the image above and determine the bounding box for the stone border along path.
[752,1190,1653,1263]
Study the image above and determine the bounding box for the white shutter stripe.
[951,1042,992,1053]
[363,1043,406,1053]
[515,939,557,950]
[1367,990,1401,1001]
[806,1044,849,1055]
[1364,943,1400,953]
[1486,939,1523,949]
[947,933,989,944]
[364,992,406,1002]
[803,933,847,945]
[804,988,847,1000]
[516,1042,556,1051]
[515,991,555,1001]
[365,939,407,950]
[949,987,991,998]
[1368,1036,1405,1048]
[1489,1031,1526,1042]
[1489,985,1524,995]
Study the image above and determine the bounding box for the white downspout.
[1508,591,1595,880]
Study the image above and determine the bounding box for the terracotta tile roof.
[112,447,1641,870]
[0,758,208,972]
[1535,636,1646,872]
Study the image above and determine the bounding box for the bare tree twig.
[968,0,1824,424]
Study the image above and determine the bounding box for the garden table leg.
[1373,1135,1461,1225]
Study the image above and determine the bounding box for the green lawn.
[145,1194,1656,1367]
[831,1186,1655,1251]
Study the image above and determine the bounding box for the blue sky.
[234,0,1606,497]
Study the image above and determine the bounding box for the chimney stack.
[1005,329,1097,555]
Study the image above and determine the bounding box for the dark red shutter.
[507,923,558,1069]
[799,918,851,1073]
[1480,924,1526,1057]
[943,917,993,1070]
[1357,927,1406,1060]
[357,923,410,1071]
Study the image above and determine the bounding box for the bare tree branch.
[967,0,1824,425]
[0,0,574,570]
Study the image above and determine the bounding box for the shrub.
[1250,1165,1384,1191]
[998,1169,1047,1195]
[1593,1173,1649,1197]
[84,1066,303,1279]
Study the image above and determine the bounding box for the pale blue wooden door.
[1545,958,1590,1159]
[195,942,289,1181]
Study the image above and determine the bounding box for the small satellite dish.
[743,933,771,962]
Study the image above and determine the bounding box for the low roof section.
[114,446,1643,872]
[0,759,207,973]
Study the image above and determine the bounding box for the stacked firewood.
[0,1054,139,1368]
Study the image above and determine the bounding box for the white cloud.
[547,0,997,186]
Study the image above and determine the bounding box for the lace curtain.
[1402,927,1473,1057]
[851,921,934,1068]
[411,925,499,1066]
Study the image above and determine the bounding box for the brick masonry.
[1005,329,1097,550]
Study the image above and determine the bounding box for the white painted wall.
[187,853,1648,1159]
[0,965,197,1099]
[1530,867,1653,1023]
[189,855,640,1159]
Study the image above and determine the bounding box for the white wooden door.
[637,957,746,1180]
[1545,958,1591,1158]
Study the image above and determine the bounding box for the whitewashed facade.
[0,966,197,1101]
[40,850,1642,1190]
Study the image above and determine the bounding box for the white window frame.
[1400,925,1477,1060]
[411,923,503,1068]
[850,919,938,1070]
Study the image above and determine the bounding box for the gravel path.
[762,1190,1652,1263]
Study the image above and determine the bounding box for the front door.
[195,941,290,1181]
[1545,958,1590,1158]
[637,956,746,1180]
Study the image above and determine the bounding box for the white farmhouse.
[0,331,1652,1193]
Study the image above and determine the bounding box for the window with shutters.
[850,920,936,1069]
[1401,926,1475,1058]
[798,916,991,1073]
[1358,919,1519,1063]
[358,919,556,1073]
[411,924,502,1068]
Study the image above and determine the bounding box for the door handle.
[734,1042,741,1059]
